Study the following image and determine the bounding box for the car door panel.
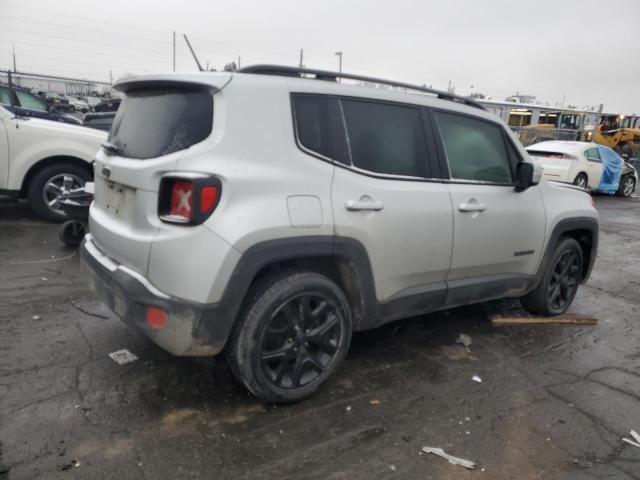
[331,98,453,305]
[432,110,547,306]
[332,168,453,303]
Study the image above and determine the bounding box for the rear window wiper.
[102,141,122,155]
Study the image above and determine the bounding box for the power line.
[0,26,172,57]
[0,1,171,35]
[0,14,167,43]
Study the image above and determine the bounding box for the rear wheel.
[573,173,588,189]
[521,238,583,316]
[226,271,352,403]
[616,174,636,197]
[27,162,91,222]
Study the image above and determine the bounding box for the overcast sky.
[1,0,639,112]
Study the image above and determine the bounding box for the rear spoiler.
[113,73,233,93]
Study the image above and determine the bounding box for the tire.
[27,162,92,222]
[616,174,636,197]
[521,238,584,316]
[226,271,353,403]
[573,173,588,189]
[58,220,86,247]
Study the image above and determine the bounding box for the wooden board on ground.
[490,313,597,326]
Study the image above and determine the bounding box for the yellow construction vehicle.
[582,114,640,157]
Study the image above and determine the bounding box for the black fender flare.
[208,236,378,344]
[532,216,599,290]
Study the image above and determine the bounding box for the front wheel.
[521,238,584,316]
[226,271,353,403]
[617,174,636,197]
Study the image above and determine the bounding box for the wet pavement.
[1,196,639,479]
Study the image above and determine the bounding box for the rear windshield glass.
[108,86,213,159]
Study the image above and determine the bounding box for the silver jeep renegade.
[81,65,599,403]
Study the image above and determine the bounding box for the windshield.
[107,86,213,159]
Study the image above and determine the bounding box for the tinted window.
[436,112,513,183]
[108,87,212,159]
[585,147,601,162]
[293,95,349,164]
[341,99,429,177]
[16,91,48,111]
[0,87,12,106]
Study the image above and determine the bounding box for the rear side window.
[292,95,349,164]
[16,91,48,112]
[342,99,429,177]
[435,112,513,184]
[0,87,12,106]
[108,86,212,159]
[585,147,601,162]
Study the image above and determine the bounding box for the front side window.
[341,99,429,177]
[108,86,213,159]
[585,147,601,162]
[292,95,349,164]
[435,112,513,184]
[16,91,48,112]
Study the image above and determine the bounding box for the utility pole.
[109,70,113,84]
[13,45,16,72]
[334,51,342,82]
[206,61,209,71]
[172,31,176,72]
[299,49,304,68]
[183,34,204,71]
[237,55,241,69]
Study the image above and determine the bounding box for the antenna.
[183,34,204,72]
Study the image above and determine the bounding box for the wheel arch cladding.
[216,236,377,344]
[541,217,598,285]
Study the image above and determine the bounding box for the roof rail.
[237,64,486,111]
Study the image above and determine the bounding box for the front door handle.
[458,202,487,212]
[345,199,384,211]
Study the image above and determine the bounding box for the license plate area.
[95,179,136,220]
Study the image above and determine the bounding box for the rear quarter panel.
[156,76,335,303]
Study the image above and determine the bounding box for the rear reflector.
[158,174,222,225]
[200,185,219,214]
[146,307,167,330]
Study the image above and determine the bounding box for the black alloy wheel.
[260,293,342,390]
[227,271,352,403]
[547,249,581,312]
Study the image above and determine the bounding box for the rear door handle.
[458,202,487,212]
[345,200,384,211]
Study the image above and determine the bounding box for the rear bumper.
[80,234,229,356]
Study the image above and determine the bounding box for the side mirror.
[515,162,542,192]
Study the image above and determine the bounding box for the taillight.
[158,174,221,225]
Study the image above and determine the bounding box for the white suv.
[81,66,599,403]
[0,105,106,220]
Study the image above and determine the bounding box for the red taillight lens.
[200,185,219,214]
[159,175,221,225]
[146,307,167,330]
[169,180,194,219]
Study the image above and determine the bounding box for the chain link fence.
[0,70,111,96]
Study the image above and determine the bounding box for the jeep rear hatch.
[90,75,229,276]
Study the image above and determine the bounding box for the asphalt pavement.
[1,196,639,479]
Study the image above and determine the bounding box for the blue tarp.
[595,146,623,194]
